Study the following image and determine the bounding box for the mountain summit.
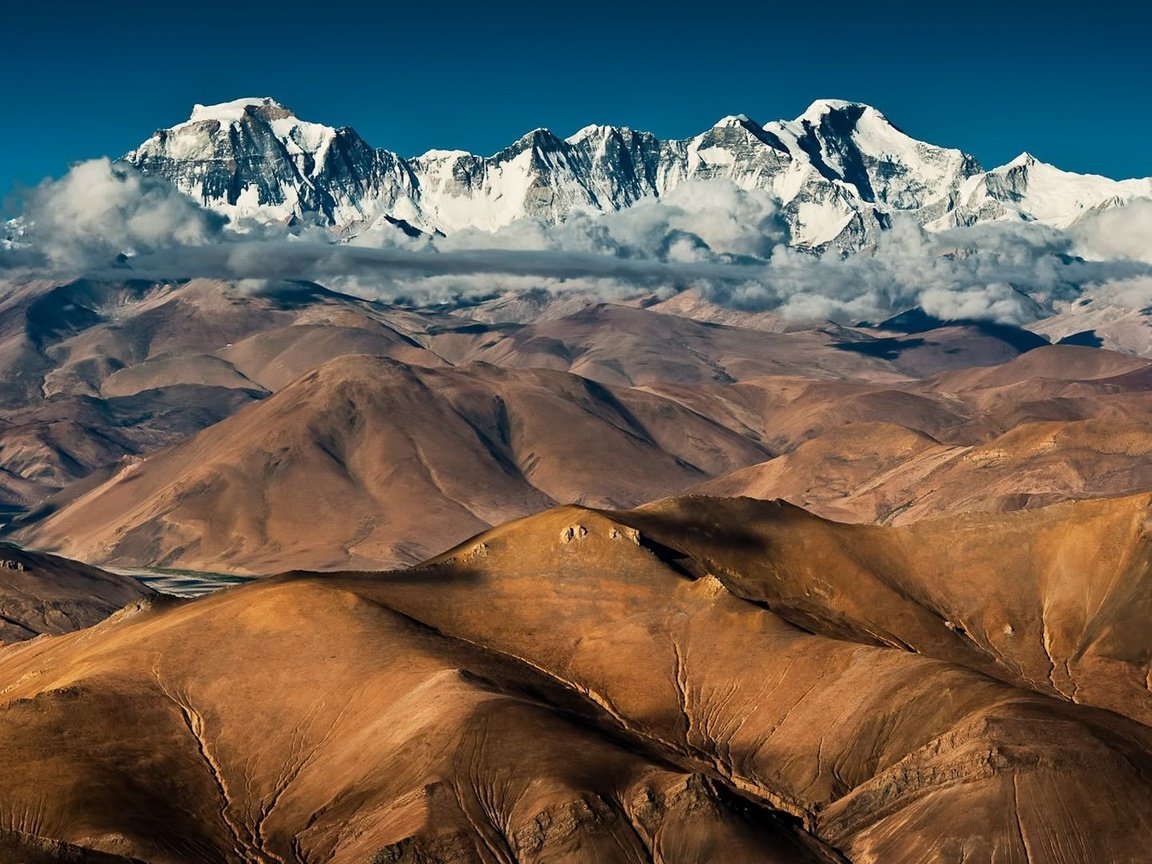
[125,99,1152,250]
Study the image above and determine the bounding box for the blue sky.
[3,0,1148,203]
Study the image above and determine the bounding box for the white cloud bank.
[5,159,1152,325]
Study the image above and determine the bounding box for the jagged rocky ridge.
[124,98,1152,251]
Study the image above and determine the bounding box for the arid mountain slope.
[23,336,1152,575]
[652,344,1152,451]
[0,561,834,863]
[423,303,1050,386]
[0,272,1092,536]
[696,416,1152,522]
[20,357,769,572]
[365,497,1152,859]
[0,278,442,406]
[0,277,447,516]
[5,272,1152,583]
[617,494,1152,727]
[4,497,1152,862]
[0,542,153,642]
[694,347,1152,522]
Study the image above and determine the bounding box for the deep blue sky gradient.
[3,0,1148,203]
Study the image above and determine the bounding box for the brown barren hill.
[3,497,1152,861]
[0,565,832,863]
[617,494,1152,726]
[19,357,769,573]
[0,542,153,643]
[0,276,451,514]
[697,416,1152,523]
[426,303,911,386]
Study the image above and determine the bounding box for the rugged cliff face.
[124,97,1145,251]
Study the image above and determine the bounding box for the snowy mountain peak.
[122,97,1152,250]
[566,124,614,144]
[512,127,564,146]
[796,99,876,122]
[181,97,293,128]
[126,97,405,228]
[1007,152,1040,169]
[418,148,473,160]
[937,150,1152,229]
[714,114,757,128]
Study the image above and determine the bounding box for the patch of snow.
[180,97,284,128]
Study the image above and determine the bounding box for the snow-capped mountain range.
[125,97,1152,251]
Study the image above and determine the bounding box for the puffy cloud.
[1068,198,1152,264]
[733,218,1072,325]
[717,212,1152,325]
[15,158,225,268]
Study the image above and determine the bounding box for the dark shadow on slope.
[831,336,928,360]
[1057,329,1105,348]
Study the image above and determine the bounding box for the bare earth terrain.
[3,277,1152,862]
[4,498,1152,861]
